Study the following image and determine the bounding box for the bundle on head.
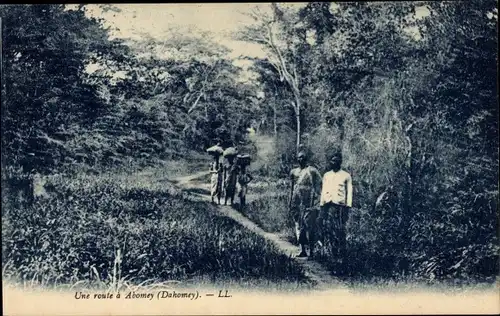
[236,154,251,167]
[207,145,224,157]
[223,147,238,158]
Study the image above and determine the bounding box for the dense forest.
[1,2,498,287]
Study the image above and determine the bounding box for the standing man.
[237,162,253,210]
[207,142,224,205]
[289,150,322,258]
[319,151,353,258]
[209,152,223,205]
[223,152,238,206]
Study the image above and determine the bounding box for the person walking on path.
[237,159,253,211]
[288,150,322,258]
[209,154,223,204]
[223,149,238,206]
[318,151,353,259]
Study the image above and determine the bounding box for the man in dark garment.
[223,155,238,206]
[289,150,322,258]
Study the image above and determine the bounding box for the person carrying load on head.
[207,143,224,205]
[288,149,322,258]
[236,154,253,211]
[222,146,238,206]
[318,150,353,258]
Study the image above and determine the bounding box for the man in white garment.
[318,151,353,257]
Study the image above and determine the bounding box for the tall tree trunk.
[272,86,278,138]
[293,95,301,152]
[273,102,277,138]
[296,108,300,152]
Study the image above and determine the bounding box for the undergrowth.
[242,178,499,285]
[2,171,308,291]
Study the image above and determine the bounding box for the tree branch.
[187,62,218,114]
[266,21,300,99]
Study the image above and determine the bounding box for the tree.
[1,4,129,173]
[99,26,262,153]
[240,1,498,279]
[237,3,308,152]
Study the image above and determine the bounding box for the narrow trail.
[171,171,345,290]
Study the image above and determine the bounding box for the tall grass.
[242,181,290,234]
[2,170,309,291]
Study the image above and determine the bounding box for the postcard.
[1,2,498,315]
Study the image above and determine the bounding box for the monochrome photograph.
[1,2,498,315]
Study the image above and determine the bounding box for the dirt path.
[171,171,345,290]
